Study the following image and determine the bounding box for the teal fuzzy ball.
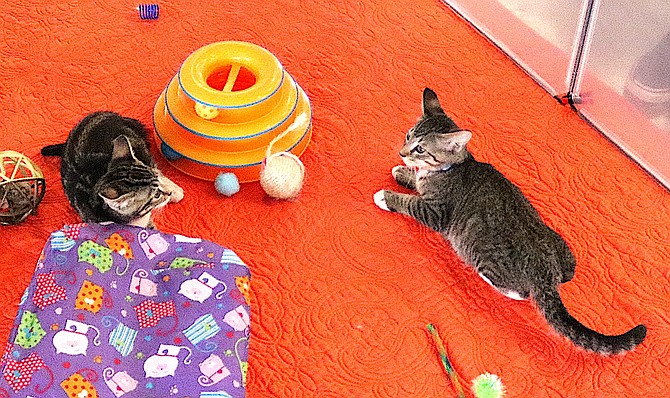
[214,172,240,196]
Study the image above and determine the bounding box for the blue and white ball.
[214,172,240,196]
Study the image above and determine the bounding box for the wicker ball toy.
[0,151,46,225]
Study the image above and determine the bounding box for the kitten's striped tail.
[41,143,65,156]
[533,284,646,355]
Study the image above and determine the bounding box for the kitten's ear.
[444,130,472,152]
[422,88,446,117]
[111,135,135,161]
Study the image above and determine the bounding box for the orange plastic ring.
[178,41,284,109]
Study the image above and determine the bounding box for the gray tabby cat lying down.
[374,88,646,355]
[42,111,184,228]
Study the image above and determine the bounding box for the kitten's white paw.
[158,171,184,203]
[391,165,405,178]
[170,185,184,203]
[373,190,389,211]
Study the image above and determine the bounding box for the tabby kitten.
[42,111,184,227]
[374,88,646,355]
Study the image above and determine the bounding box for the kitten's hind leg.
[478,272,528,301]
[392,166,416,190]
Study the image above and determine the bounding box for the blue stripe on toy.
[109,322,137,357]
[50,231,75,251]
[183,314,221,346]
[220,249,245,266]
[200,392,233,398]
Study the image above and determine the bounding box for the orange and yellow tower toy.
[153,41,312,182]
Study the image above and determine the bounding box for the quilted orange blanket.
[1,0,668,397]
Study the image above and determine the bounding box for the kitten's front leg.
[374,190,439,229]
[168,183,184,203]
[392,166,416,190]
[374,190,417,215]
[157,170,184,203]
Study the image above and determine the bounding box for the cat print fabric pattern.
[1,223,251,397]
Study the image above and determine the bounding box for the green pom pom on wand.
[426,324,506,398]
[472,373,505,398]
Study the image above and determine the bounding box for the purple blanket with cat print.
[1,223,251,398]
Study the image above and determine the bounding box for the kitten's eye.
[412,145,425,154]
[154,191,162,199]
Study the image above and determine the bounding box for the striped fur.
[374,88,646,355]
[43,111,183,226]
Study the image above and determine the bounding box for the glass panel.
[576,1,670,187]
[442,0,585,96]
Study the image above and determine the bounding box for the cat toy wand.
[426,324,466,398]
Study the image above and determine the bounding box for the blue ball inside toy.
[214,172,240,196]
[161,142,183,161]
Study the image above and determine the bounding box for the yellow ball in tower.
[194,102,220,120]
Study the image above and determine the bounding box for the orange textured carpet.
[1,0,669,397]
